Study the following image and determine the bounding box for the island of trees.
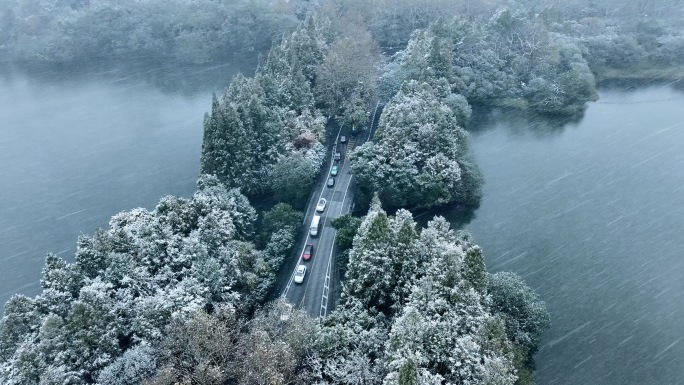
[1,0,683,384]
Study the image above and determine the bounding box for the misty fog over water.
[466,86,684,384]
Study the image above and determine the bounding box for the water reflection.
[0,57,253,96]
[408,204,478,229]
[470,106,584,138]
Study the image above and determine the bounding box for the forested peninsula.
[1,0,682,384]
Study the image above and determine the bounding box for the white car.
[294,264,307,284]
[316,197,327,212]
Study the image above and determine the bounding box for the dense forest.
[1,0,683,83]
[1,0,683,384]
[0,192,549,384]
[0,0,300,66]
[0,176,305,383]
[199,12,379,208]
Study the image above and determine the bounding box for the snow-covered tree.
[200,16,330,201]
[314,18,381,125]
[200,75,285,196]
[352,81,483,210]
[313,200,548,385]
[0,178,279,384]
[312,296,389,384]
[0,295,39,361]
[383,12,598,116]
[258,44,314,114]
[488,272,551,355]
[150,299,314,385]
[344,197,396,312]
[383,218,517,385]
[150,305,242,385]
[270,149,324,208]
[97,342,156,385]
[283,13,333,84]
[233,300,314,385]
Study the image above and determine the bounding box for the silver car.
[294,264,307,284]
[316,198,327,212]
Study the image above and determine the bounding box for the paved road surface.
[282,130,355,317]
[281,103,381,317]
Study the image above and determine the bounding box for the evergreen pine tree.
[390,209,420,311]
[463,245,488,293]
[344,196,395,312]
[398,358,419,385]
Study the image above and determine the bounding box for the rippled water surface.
[465,86,684,385]
[0,67,219,306]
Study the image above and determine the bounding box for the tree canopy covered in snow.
[326,0,684,87]
[200,15,329,204]
[0,176,298,384]
[382,13,598,116]
[0,0,302,66]
[352,81,483,210]
[200,11,387,207]
[307,199,550,385]
[0,190,549,385]
[146,299,314,385]
[2,0,682,92]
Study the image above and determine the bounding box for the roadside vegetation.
[200,13,379,209]
[0,190,548,384]
[1,0,683,384]
[353,81,483,211]
[310,199,549,384]
[0,176,302,384]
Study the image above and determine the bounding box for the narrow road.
[281,102,382,317]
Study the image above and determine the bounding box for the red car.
[303,244,314,261]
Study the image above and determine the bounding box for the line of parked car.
[328,135,345,188]
[295,134,347,285]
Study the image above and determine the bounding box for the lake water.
[0,64,227,307]
[465,85,684,384]
[1,66,683,384]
